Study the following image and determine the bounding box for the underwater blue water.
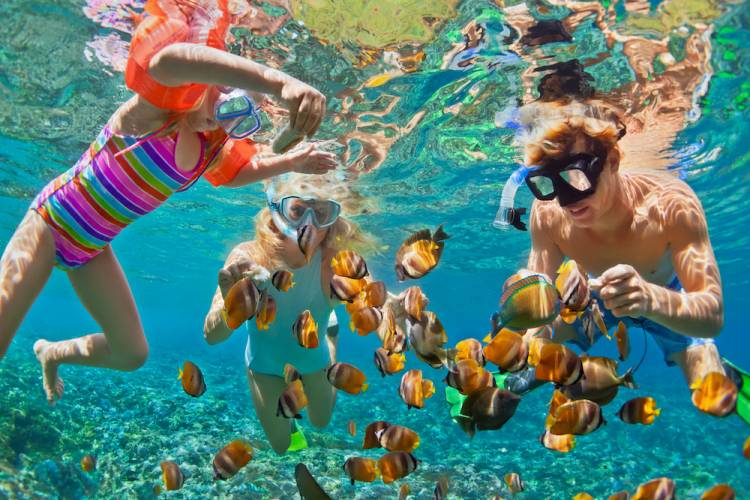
[1,0,750,498]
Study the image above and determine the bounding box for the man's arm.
[526,200,565,279]
[649,193,723,337]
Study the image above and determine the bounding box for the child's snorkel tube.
[493,165,533,231]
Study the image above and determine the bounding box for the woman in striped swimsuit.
[0,1,337,404]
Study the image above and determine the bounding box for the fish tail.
[653,407,662,416]
[621,368,637,389]
[177,368,183,380]
[482,332,493,343]
[361,383,369,393]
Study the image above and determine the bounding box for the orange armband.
[204,138,259,187]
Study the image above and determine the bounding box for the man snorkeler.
[494,99,746,405]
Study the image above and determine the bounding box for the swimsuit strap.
[113,115,179,158]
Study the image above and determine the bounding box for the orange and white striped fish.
[293,310,319,348]
[331,250,368,279]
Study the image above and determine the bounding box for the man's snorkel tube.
[493,165,532,231]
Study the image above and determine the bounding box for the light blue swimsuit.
[568,274,714,366]
[245,251,334,376]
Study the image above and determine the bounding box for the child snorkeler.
[203,172,377,454]
[0,0,337,404]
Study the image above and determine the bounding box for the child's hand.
[286,144,338,175]
[280,79,327,137]
[218,256,256,298]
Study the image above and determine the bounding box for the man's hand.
[591,264,654,318]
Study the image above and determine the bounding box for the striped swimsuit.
[32,124,206,269]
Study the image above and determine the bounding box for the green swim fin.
[288,421,309,452]
[722,358,750,426]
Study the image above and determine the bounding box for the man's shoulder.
[627,170,706,233]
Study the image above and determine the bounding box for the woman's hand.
[280,78,327,138]
[285,144,338,175]
[591,264,654,318]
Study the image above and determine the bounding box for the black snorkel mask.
[525,153,604,207]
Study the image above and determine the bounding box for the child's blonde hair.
[249,171,379,269]
[517,100,626,167]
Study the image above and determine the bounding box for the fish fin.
[401,229,433,248]
[592,304,610,338]
[653,408,662,416]
[362,383,369,392]
[432,224,450,242]
[177,368,183,380]
[690,378,703,391]
[560,309,577,324]
[482,333,492,343]
[621,368,637,389]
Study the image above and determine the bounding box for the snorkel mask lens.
[525,153,602,206]
[279,197,341,229]
[215,89,262,139]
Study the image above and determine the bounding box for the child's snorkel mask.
[266,180,342,239]
[214,89,262,139]
[493,153,604,231]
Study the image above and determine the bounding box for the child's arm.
[149,44,325,137]
[221,144,338,188]
[204,243,257,345]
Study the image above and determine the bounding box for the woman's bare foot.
[33,339,64,405]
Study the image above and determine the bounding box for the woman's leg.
[0,210,56,359]
[33,245,148,404]
[302,368,336,429]
[247,369,292,455]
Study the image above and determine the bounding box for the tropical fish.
[80,454,96,473]
[545,389,571,429]
[454,338,486,366]
[330,275,366,302]
[327,362,368,394]
[406,311,450,368]
[498,273,560,330]
[212,439,253,480]
[457,387,521,438]
[255,289,277,330]
[691,371,738,417]
[561,356,636,406]
[744,436,750,460]
[350,306,383,336]
[615,321,630,361]
[504,472,524,493]
[379,304,408,354]
[549,400,605,436]
[399,369,435,409]
[160,461,184,491]
[347,420,356,437]
[555,260,591,323]
[434,477,449,500]
[608,492,630,500]
[362,421,390,449]
[632,477,676,500]
[444,358,496,396]
[532,342,584,387]
[374,348,406,377]
[223,277,260,329]
[399,483,411,500]
[295,463,332,500]
[297,224,319,263]
[363,281,387,308]
[272,270,295,292]
[178,361,206,397]
[278,379,308,419]
[402,286,428,321]
[617,397,661,425]
[293,310,319,349]
[331,250,368,279]
[395,225,450,281]
[377,451,419,483]
[376,425,420,452]
[701,484,735,500]
[483,329,528,372]
[573,494,595,500]
[343,457,379,484]
[284,364,302,384]
[539,430,575,453]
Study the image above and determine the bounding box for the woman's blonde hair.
[249,170,379,269]
[517,100,626,167]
